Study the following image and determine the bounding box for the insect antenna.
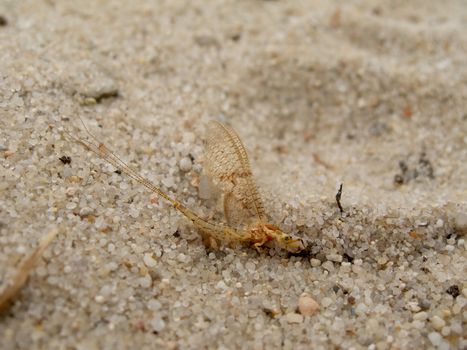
[61,117,180,209]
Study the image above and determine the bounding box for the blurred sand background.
[0,1,466,349]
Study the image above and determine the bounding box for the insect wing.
[204,121,265,228]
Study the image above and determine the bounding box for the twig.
[335,183,344,214]
[0,228,59,314]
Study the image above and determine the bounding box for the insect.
[65,119,304,252]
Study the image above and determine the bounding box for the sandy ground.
[1,0,466,349]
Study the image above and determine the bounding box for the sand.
[0,0,466,349]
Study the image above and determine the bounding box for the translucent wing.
[204,120,266,228]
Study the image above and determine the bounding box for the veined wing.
[204,120,266,228]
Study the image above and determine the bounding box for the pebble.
[66,187,77,196]
[245,261,256,273]
[428,332,442,346]
[65,59,119,101]
[79,207,93,216]
[430,315,446,330]
[179,157,192,172]
[453,212,467,235]
[106,262,118,271]
[355,303,367,315]
[310,258,321,267]
[321,297,332,308]
[216,280,227,290]
[322,261,334,272]
[326,253,343,263]
[298,293,320,316]
[413,311,428,321]
[286,313,303,324]
[143,254,157,268]
[162,177,174,188]
[150,315,166,332]
[148,299,162,311]
[139,275,152,288]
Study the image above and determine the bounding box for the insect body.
[67,119,303,252]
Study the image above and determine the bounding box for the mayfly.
[65,119,304,252]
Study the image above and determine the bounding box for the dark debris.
[394,152,435,185]
[0,16,7,27]
[446,285,460,298]
[59,155,72,164]
[336,183,344,213]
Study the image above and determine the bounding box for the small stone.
[430,315,446,331]
[66,202,77,210]
[452,303,462,314]
[65,187,77,196]
[419,299,431,310]
[322,261,334,272]
[453,212,467,235]
[150,315,166,332]
[148,299,161,310]
[95,295,105,303]
[245,261,256,273]
[445,245,454,252]
[298,293,320,316]
[413,311,428,321]
[139,274,152,288]
[326,253,343,263]
[407,301,421,312]
[321,297,332,308]
[310,258,321,267]
[216,280,227,290]
[179,157,192,172]
[143,254,157,268]
[161,177,174,188]
[193,35,220,47]
[428,332,442,346]
[286,313,303,324]
[106,262,118,271]
[79,207,93,216]
[355,303,367,315]
[450,321,462,334]
[66,60,119,102]
[412,320,425,329]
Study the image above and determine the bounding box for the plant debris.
[336,183,344,213]
[0,228,60,313]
